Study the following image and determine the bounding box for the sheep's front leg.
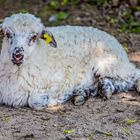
[28,90,49,109]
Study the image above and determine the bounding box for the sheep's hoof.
[72,89,90,106]
[98,87,113,99]
[72,95,85,106]
[99,90,112,99]
[98,78,114,99]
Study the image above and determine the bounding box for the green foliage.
[61,0,69,6]
[10,9,29,17]
[106,16,117,25]
[123,128,130,135]
[118,9,140,33]
[103,131,113,136]
[133,5,140,11]
[123,119,138,125]
[55,12,69,20]
[1,115,12,122]
[122,43,129,52]
[38,5,50,18]
[119,20,140,34]
[64,129,74,134]
[49,0,69,9]
[87,132,95,140]
[130,22,140,33]
[95,130,113,137]
[38,0,69,23]
[18,9,29,14]
[50,1,58,9]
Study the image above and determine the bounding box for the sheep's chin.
[11,59,23,66]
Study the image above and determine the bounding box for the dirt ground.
[0,92,140,140]
[0,1,140,140]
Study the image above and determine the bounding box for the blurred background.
[0,0,140,53]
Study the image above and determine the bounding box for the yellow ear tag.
[43,33,52,44]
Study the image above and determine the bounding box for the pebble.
[48,15,57,22]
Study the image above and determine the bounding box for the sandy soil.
[0,92,140,140]
[0,1,140,140]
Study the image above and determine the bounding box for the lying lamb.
[0,13,140,109]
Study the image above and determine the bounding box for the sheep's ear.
[41,30,57,48]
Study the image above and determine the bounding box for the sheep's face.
[0,13,57,66]
[3,30,40,66]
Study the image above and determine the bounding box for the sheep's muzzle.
[11,47,24,66]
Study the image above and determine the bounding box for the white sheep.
[0,13,140,109]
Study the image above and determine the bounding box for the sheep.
[0,13,140,109]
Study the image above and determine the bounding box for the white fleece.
[0,13,140,108]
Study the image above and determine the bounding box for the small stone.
[75,17,81,21]
[48,15,57,22]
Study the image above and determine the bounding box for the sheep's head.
[0,13,57,66]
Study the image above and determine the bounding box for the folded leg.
[98,77,136,99]
[72,85,98,106]
[28,89,50,109]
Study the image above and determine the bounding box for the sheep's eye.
[29,33,38,46]
[31,35,37,42]
[6,32,12,39]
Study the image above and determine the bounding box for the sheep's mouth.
[12,54,24,66]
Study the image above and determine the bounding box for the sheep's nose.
[12,47,24,66]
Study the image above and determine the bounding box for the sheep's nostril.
[14,47,24,55]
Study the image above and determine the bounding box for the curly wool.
[2,13,44,34]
